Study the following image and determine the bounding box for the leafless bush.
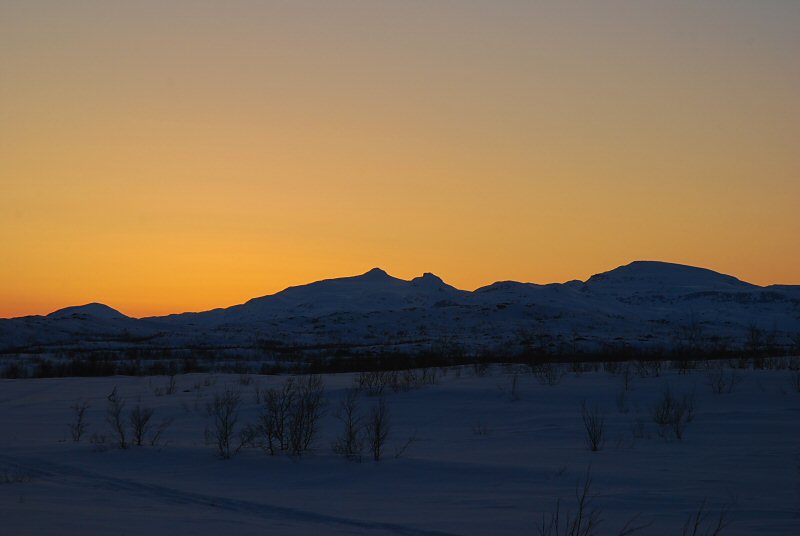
[621,365,634,392]
[261,379,295,455]
[165,374,177,395]
[155,374,178,396]
[356,370,395,396]
[257,375,325,457]
[533,362,566,386]
[635,360,662,378]
[0,468,31,485]
[129,404,155,447]
[471,422,490,436]
[206,389,243,459]
[510,372,521,401]
[652,386,695,440]
[68,400,90,442]
[149,417,173,447]
[581,401,605,452]
[705,364,739,394]
[366,396,391,461]
[106,387,127,449]
[332,388,363,461]
[536,469,649,536]
[394,431,418,459]
[536,471,602,536]
[393,370,416,393]
[673,358,698,374]
[420,367,438,385]
[680,500,730,536]
[288,375,325,456]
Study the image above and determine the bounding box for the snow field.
[0,362,798,535]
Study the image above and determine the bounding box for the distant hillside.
[1,261,798,359]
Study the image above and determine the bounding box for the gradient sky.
[2,1,799,318]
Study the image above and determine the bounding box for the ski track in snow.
[0,454,460,536]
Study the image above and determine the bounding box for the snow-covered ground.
[1,362,798,535]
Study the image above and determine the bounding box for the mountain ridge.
[1,260,797,356]
[3,260,788,320]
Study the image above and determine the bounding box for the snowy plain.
[1,362,798,535]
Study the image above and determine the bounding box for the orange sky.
[2,1,799,318]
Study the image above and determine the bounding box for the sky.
[1,1,799,318]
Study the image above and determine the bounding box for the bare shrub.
[680,500,730,536]
[0,468,31,485]
[621,365,634,392]
[206,389,243,459]
[581,401,605,452]
[471,422,490,436]
[356,371,395,396]
[652,386,695,440]
[68,400,90,442]
[635,360,662,378]
[366,396,391,461]
[149,417,173,447]
[705,364,739,394]
[288,375,325,456]
[261,378,296,454]
[420,367,438,385]
[257,375,324,457]
[537,470,616,536]
[332,388,363,461]
[129,404,155,447]
[394,431,418,459]
[510,371,521,402]
[106,387,127,449]
[537,469,650,536]
[533,362,566,386]
[165,374,177,395]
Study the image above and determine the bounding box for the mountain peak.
[586,260,753,290]
[361,267,390,278]
[47,303,128,320]
[415,272,444,284]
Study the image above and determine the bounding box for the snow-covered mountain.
[1,261,798,355]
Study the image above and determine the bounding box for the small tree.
[333,388,363,461]
[681,500,729,536]
[207,390,242,459]
[129,404,155,447]
[705,364,739,395]
[68,400,90,442]
[537,469,602,536]
[581,401,605,452]
[288,375,325,456]
[261,378,296,455]
[106,387,127,449]
[366,396,391,461]
[149,417,173,447]
[652,386,695,441]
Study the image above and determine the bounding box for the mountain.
[1,261,798,355]
[47,303,129,320]
[585,261,754,295]
[223,268,468,321]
